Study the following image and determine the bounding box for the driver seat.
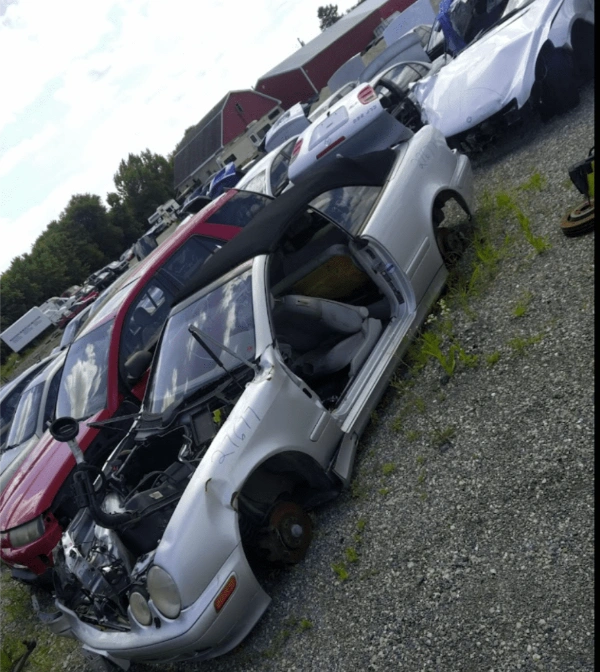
[272,295,382,379]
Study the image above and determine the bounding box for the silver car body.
[410,0,594,138]
[48,130,473,668]
[235,136,298,197]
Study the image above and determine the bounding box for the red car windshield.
[56,320,113,421]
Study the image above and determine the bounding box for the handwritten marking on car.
[413,147,434,170]
[222,405,262,451]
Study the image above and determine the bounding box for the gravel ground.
[0,84,594,672]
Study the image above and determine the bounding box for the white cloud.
[0,0,358,274]
[0,123,58,177]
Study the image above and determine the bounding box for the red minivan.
[0,190,272,580]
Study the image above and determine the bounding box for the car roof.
[175,149,397,304]
[75,190,240,336]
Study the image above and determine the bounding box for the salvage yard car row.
[0,0,594,669]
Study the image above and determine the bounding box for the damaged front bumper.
[45,542,270,667]
[447,98,529,151]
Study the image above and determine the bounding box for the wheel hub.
[258,501,313,565]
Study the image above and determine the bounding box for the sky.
[0,0,357,274]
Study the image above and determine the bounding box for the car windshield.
[5,382,44,448]
[146,268,255,417]
[428,0,535,54]
[56,320,112,421]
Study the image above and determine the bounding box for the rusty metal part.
[257,501,313,565]
[561,199,595,237]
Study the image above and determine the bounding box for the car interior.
[268,211,397,408]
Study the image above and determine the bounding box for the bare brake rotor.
[257,501,313,565]
[436,226,467,266]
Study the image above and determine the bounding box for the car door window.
[120,236,224,372]
[270,138,297,196]
[309,186,381,235]
[161,235,222,283]
[207,191,272,227]
[243,171,268,195]
[120,282,170,368]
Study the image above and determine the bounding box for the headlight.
[6,516,45,548]
[129,590,153,626]
[147,566,181,619]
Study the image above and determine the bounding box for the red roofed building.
[174,90,283,196]
[256,0,418,108]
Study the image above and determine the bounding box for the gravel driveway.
[1,85,593,672]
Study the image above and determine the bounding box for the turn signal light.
[214,575,237,612]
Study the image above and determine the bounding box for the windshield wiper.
[188,325,257,393]
[86,411,141,430]
[188,325,258,374]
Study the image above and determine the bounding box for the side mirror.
[124,350,152,383]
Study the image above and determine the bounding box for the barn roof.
[173,89,281,191]
[259,0,392,79]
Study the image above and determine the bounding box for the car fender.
[363,126,472,301]
[154,348,342,606]
[547,0,594,48]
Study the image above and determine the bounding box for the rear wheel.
[536,46,580,122]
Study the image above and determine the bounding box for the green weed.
[345,547,359,563]
[378,487,390,496]
[406,430,422,442]
[513,290,533,317]
[382,462,397,476]
[508,333,544,354]
[356,518,366,533]
[518,172,546,191]
[486,351,501,366]
[391,416,404,433]
[332,562,349,581]
[431,425,456,448]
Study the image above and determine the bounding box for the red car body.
[56,291,99,330]
[0,190,272,577]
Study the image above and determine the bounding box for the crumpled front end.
[411,2,556,138]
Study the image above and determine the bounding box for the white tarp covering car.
[45,135,474,669]
[409,0,595,146]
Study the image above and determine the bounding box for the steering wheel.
[377,77,423,132]
[377,77,407,107]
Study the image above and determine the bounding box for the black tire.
[572,20,595,82]
[537,47,580,122]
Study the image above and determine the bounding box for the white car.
[410,0,595,147]
[46,131,473,669]
[287,60,431,183]
[235,136,298,197]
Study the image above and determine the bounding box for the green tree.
[106,192,144,248]
[318,4,340,30]
[113,149,175,227]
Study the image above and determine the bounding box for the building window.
[268,108,281,120]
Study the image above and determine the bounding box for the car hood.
[0,410,106,531]
[411,3,551,137]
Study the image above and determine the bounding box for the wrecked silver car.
[46,140,473,669]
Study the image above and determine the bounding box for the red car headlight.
[4,516,45,548]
